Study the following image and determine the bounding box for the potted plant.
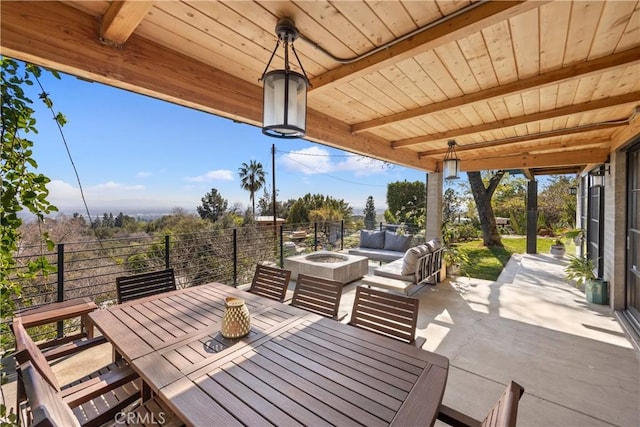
[444,246,469,277]
[564,255,609,304]
[550,239,566,258]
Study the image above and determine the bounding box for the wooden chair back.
[349,286,420,345]
[11,319,61,391]
[18,360,81,427]
[291,274,343,319]
[116,268,177,304]
[481,381,525,427]
[437,381,525,427]
[249,264,291,302]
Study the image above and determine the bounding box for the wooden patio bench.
[438,380,525,427]
[13,297,106,361]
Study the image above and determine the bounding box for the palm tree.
[238,160,266,218]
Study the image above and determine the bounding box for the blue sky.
[26,68,431,216]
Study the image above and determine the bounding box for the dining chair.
[437,380,525,427]
[11,318,141,426]
[248,264,291,302]
[348,286,425,348]
[116,268,177,304]
[13,297,107,362]
[290,274,346,320]
[17,359,184,427]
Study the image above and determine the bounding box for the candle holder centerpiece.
[221,297,251,338]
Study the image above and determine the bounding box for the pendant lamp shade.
[262,70,307,138]
[261,18,309,139]
[443,140,460,180]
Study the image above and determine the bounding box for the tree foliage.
[287,193,353,225]
[539,176,577,231]
[238,160,266,218]
[363,196,376,229]
[386,180,425,225]
[1,59,61,352]
[197,188,228,222]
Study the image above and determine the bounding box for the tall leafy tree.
[287,193,353,225]
[363,196,376,229]
[238,160,266,218]
[386,180,425,225]
[197,188,228,222]
[467,171,505,246]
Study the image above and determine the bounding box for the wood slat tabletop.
[89,283,449,426]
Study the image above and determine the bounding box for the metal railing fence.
[6,220,424,343]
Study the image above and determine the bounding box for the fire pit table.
[284,251,369,285]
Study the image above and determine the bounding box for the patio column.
[526,179,538,254]
[426,172,443,241]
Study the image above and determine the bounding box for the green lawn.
[454,236,574,281]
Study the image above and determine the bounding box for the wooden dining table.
[89,282,449,426]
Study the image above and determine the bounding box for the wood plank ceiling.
[2,1,639,176]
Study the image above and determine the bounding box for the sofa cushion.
[401,245,430,275]
[383,231,413,252]
[348,247,404,263]
[359,230,385,249]
[425,238,442,252]
[374,259,414,282]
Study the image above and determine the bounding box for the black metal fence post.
[314,222,318,251]
[340,220,344,250]
[164,235,170,268]
[279,225,284,267]
[57,243,64,338]
[233,229,238,287]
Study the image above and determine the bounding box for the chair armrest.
[42,336,108,361]
[15,298,97,328]
[437,404,481,427]
[61,365,139,407]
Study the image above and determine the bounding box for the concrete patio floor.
[2,253,638,426]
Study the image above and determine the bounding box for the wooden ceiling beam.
[521,169,535,181]
[610,107,640,152]
[353,47,640,134]
[393,92,640,149]
[417,120,627,158]
[460,148,610,172]
[100,1,153,46]
[309,1,548,93]
[0,1,434,173]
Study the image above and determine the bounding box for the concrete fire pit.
[284,251,368,285]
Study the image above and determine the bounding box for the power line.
[281,154,387,187]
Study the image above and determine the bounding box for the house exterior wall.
[604,152,627,310]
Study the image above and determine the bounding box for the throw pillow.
[359,230,385,249]
[383,231,413,252]
[401,244,430,275]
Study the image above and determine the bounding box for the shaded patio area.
[3,253,638,426]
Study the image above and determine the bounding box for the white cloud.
[280,147,386,177]
[136,171,152,178]
[186,170,235,182]
[334,155,387,176]
[90,181,145,192]
[279,147,332,174]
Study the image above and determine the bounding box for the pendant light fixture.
[443,140,460,179]
[260,18,309,139]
